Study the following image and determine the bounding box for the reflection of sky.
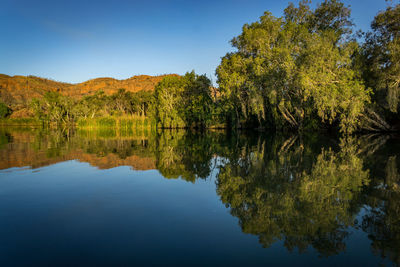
[0,0,393,84]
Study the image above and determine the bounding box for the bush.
[0,102,11,118]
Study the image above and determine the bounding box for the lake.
[0,127,399,266]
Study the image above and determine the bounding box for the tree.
[308,0,353,36]
[73,90,109,119]
[110,89,134,115]
[30,92,76,124]
[216,0,370,133]
[183,71,213,128]
[0,102,11,118]
[361,4,400,116]
[133,90,154,117]
[154,71,213,128]
[154,75,186,128]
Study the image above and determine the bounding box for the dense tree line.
[154,71,214,129]
[152,0,400,133]
[215,0,400,133]
[360,3,400,131]
[3,0,398,134]
[30,89,153,124]
[27,72,215,128]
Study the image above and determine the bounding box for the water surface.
[0,127,399,266]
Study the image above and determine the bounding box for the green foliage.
[72,89,154,118]
[0,117,41,126]
[73,90,109,118]
[216,0,370,133]
[29,89,155,126]
[0,102,11,118]
[30,92,75,124]
[154,75,186,128]
[361,4,400,114]
[6,1,399,134]
[76,115,154,129]
[154,71,213,129]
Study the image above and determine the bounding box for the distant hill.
[0,74,177,117]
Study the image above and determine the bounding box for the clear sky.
[0,0,394,83]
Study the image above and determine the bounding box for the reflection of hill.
[1,127,400,265]
[72,150,156,170]
[0,144,156,171]
[0,130,156,170]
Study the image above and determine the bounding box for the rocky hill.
[0,74,177,116]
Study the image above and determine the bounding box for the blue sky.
[0,0,394,83]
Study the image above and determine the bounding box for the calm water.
[0,127,399,266]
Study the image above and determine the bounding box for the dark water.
[0,127,399,266]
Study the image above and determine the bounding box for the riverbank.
[0,116,229,130]
[0,116,155,129]
[0,118,42,126]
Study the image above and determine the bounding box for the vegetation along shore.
[0,0,399,134]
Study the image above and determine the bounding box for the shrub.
[0,102,11,118]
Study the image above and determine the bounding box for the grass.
[76,115,156,130]
[0,115,156,130]
[77,127,154,140]
[0,116,223,131]
[0,117,42,126]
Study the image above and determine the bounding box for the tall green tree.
[182,72,213,128]
[111,89,134,115]
[154,71,213,128]
[133,90,154,117]
[154,75,186,128]
[216,0,370,133]
[361,4,400,118]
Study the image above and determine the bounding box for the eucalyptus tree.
[154,75,186,128]
[182,71,213,128]
[216,0,370,133]
[361,3,400,130]
[154,71,213,129]
[132,90,154,117]
[73,90,110,118]
[31,92,76,124]
[111,89,135,115]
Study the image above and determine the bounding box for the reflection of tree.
[31,128,73,158]
[2,127,400,265]
[360,154,400,266]
[216,136,369,256]
[0,129,12,149]
[0,127,219,180]
[155,130,215,182]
